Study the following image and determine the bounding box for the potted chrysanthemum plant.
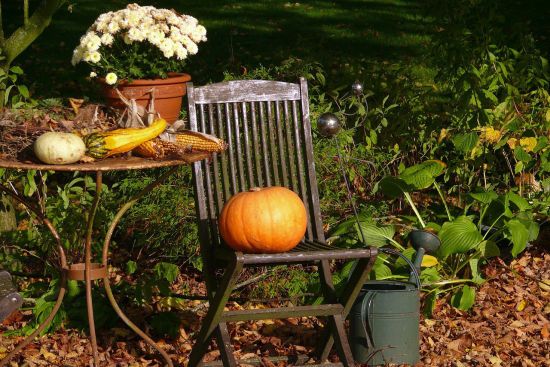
[72,3,207,122]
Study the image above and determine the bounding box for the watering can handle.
[379,248,421,289]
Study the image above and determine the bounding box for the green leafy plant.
[0,65,31,108]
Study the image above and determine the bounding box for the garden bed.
[1,244,547,366]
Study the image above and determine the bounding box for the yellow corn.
[172,130,227,153]
[134,138,189,159]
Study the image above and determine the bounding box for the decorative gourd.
[34,132,86,164]
[218,186,307,253]
[83,118,167,159]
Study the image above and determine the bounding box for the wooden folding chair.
[186,78,378,367]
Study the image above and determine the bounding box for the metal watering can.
[348,230,441,366]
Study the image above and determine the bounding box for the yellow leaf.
[421,254,439,268]
[539,280,550,292]
[516,299,527,312]
[545,109,550,123]
[519,137,537,152]
[489,355,503,366]
[69,98,84,114]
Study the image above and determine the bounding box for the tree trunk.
[1,0,67,70]
[0,194,16,232]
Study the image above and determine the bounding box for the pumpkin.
[34,132,86,164]
[218,186,307,253]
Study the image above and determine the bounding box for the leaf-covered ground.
[1,244,548,366]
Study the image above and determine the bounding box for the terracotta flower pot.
[101,73,192,123]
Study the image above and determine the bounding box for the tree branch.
[3,0,66,68]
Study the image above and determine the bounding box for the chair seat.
[215,241,377,266]
[221,304,343,322]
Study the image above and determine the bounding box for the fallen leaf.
[69,98,84,114]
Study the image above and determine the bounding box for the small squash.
[218,186,307,253]
[34,132,86,164]
[83,118,167,159]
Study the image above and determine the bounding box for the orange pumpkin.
[218,186,307,253]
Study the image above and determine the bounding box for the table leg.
[101,167,180,367]
[0,186,68,367]
[85,172,103,366]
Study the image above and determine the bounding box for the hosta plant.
[328,160,539,314]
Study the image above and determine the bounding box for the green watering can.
[349,230,440,366]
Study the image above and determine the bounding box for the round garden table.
[0,154,210,367]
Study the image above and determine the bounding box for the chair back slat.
[249,102,264,188]
[241,102,255,187]
[189,79,326,247]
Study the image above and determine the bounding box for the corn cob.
[171,130,227,152]
[83,118,167,159]
[133,138,190,159]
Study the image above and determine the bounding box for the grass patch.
[14,0,433,98]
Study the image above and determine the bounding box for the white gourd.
[34,132,86,164]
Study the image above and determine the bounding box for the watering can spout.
[408,229,441,283]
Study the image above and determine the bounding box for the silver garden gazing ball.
[351,80,364,96]
[317,112,341,137]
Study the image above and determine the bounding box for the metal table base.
[0,155,209,367]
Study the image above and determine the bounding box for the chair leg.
[327,314,355,367]
[188,256,244,367]
[319,255,377,362]
[215,322,237,367]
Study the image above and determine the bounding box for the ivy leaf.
[126,260,138,275]
[154,262,180,283]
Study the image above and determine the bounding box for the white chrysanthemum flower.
[128,27,145,42]
[174,43,188,60]
[169,27,182,42]
[89,71,97,78]
[95,21,109,33]
[107,21,120,34]
[190,28,206,43]
[100,33,114,46]
[159,23,170,34]
[127,11,141,27]
[178,21,193,35]
[184,15,198,26]
[180,35,198,54]
[160,38,175,58]
[147,29,165,46]
[88,51,101,63]
[152,9,165,20]
[71,47,84,66]
[73,4,206,70]
[105,72,118,85]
